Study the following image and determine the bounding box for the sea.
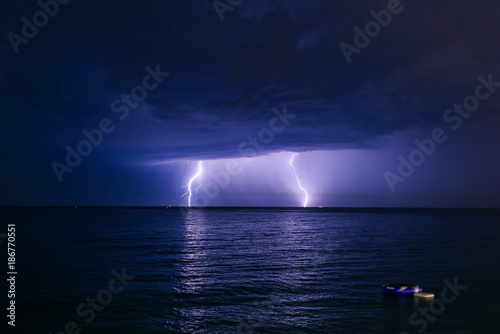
[1,207,499,333]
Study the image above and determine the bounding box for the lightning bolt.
[183,161,203,207]
[289,153,309,207]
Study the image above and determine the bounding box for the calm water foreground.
[1,208,499,333]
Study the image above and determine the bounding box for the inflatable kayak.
[382,283,422,295]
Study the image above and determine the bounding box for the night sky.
[1,0,499,207]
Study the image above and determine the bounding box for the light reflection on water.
[170,209,500,333]
[8,208,500,334]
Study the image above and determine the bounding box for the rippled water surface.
[3,208,500,333]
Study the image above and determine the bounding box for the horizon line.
[1,205,499,212]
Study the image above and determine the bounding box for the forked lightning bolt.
[289,153,309,207]
[183,161,203,207]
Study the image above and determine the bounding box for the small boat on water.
[382,283,422,295]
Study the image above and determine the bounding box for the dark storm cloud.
[1,0,500,164]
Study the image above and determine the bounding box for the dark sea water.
[1,208,500,333]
